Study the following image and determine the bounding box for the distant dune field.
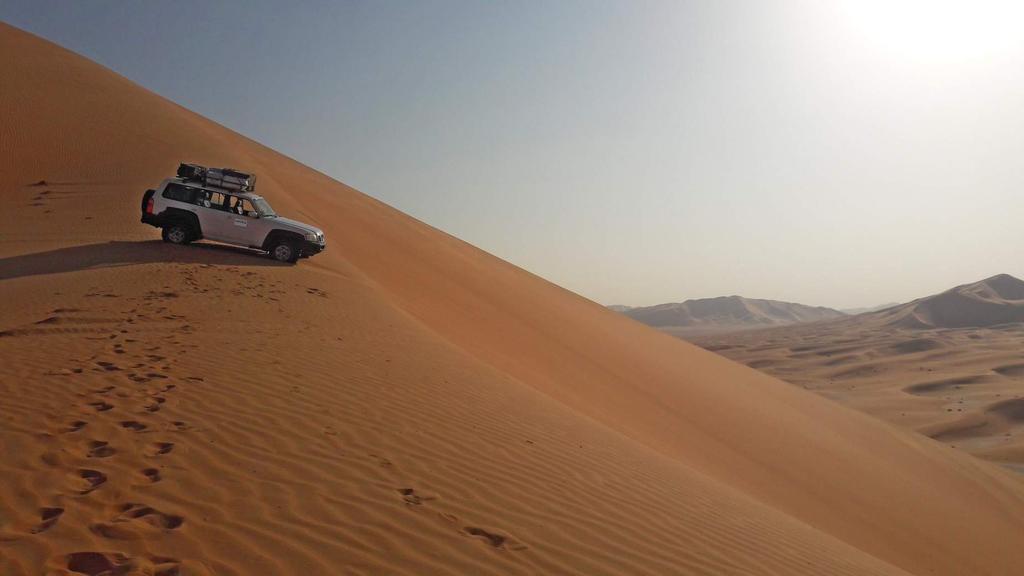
[3,22,1024,576]
[694,275,1024,473]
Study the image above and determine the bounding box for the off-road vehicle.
[140,164,325,263]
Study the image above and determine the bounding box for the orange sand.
[2,23,1023,576]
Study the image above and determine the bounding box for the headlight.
[304,232,317,242]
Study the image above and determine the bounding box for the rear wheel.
[270,241,298,263]
[163,224,192,245]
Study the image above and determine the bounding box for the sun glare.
[837,0,1024,65]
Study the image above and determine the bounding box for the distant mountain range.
[840,302,901,315]
[867,274,1024,329]
[620,274,1024,333]
[615,296,845,330]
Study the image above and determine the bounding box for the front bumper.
[299,239,325,257]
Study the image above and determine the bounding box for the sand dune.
[841,302,901,315]
[872,274,1024,328]
[3,22,1024,575]
[619,295,844,332]
[694,276,1024,475]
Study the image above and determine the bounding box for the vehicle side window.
[238,199,258,217]
[200,191,228,211]
[162,183,198,203]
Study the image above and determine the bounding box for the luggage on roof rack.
[175,163,256,192]
[205,167,257,192]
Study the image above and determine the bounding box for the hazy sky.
[3,1,1023,308]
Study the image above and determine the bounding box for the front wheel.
[270,241,298,263]
[162,224,192,245]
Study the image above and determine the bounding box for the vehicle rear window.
[163,183,199,203]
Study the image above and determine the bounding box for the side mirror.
[247,211,259,218]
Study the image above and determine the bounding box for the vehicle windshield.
[253,197,277,217]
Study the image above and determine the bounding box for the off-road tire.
[270,240,299,264]
[163,224,192,245]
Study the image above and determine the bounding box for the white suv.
[141,175,325,263]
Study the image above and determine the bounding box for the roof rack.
[177,163,257,192]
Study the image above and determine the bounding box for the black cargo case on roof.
[177,163,206,180]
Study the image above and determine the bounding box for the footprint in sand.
[90,503,184,539]
[95,361,120,372]
[116,503,183,529]
[64,551,181,576]
[30,507,64,534]
[120,421,147,432]
[88,401,114,412]
[462,526,528,551]
[64,420,87,433]
[147,442,174,457]
[141,468,162,483]
[77,469,107,494]
[87,440,116,458]
[397,488,437,506]
[127,366,169,381]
